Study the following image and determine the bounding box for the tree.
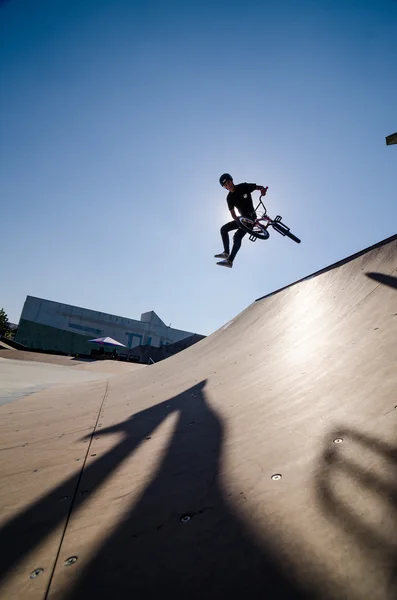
[0,308,10,336]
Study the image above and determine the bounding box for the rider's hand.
[260,186,268,196]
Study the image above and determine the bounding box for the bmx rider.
[215,173,268,268]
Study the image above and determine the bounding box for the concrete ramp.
[0,235,396,600]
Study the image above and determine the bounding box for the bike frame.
[238,190,285,240]
[237,187,301,244]
[248,191,279,231]
[253,198,273,229]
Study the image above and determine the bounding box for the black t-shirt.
[226,183,257,216]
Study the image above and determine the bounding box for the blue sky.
[1,0,396,335]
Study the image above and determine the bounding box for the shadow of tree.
[0,381,312,599]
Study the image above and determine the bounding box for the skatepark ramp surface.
[0,234,396,599]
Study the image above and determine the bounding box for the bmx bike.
[237,187,301,244]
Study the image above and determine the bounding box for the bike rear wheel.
[272,222,301,243]
[238,217,270,240]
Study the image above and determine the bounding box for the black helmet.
[219,173,232,186]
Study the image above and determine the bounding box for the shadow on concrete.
[366,272,397,290]
[70,357,96,362]
[64,381,310,599]
[316,426,397,589]
[0,381,312,599]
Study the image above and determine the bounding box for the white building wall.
[20,297,196,349]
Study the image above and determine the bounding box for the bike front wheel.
[238,217,270,240]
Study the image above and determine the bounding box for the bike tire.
[285,231,301,244]
[237,217,270,241]
[272,222,301,244]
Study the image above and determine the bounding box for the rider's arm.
[230,208,238,221]
[255,185,267,195]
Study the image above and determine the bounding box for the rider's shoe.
[214,251,229,259]
[216,258,233,268]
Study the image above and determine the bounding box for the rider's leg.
[228,229,246,263]
[220,221,239,255]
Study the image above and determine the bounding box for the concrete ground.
[0,356,145,406]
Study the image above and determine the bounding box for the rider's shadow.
[316,427,397,590]
[63,380,307,599]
